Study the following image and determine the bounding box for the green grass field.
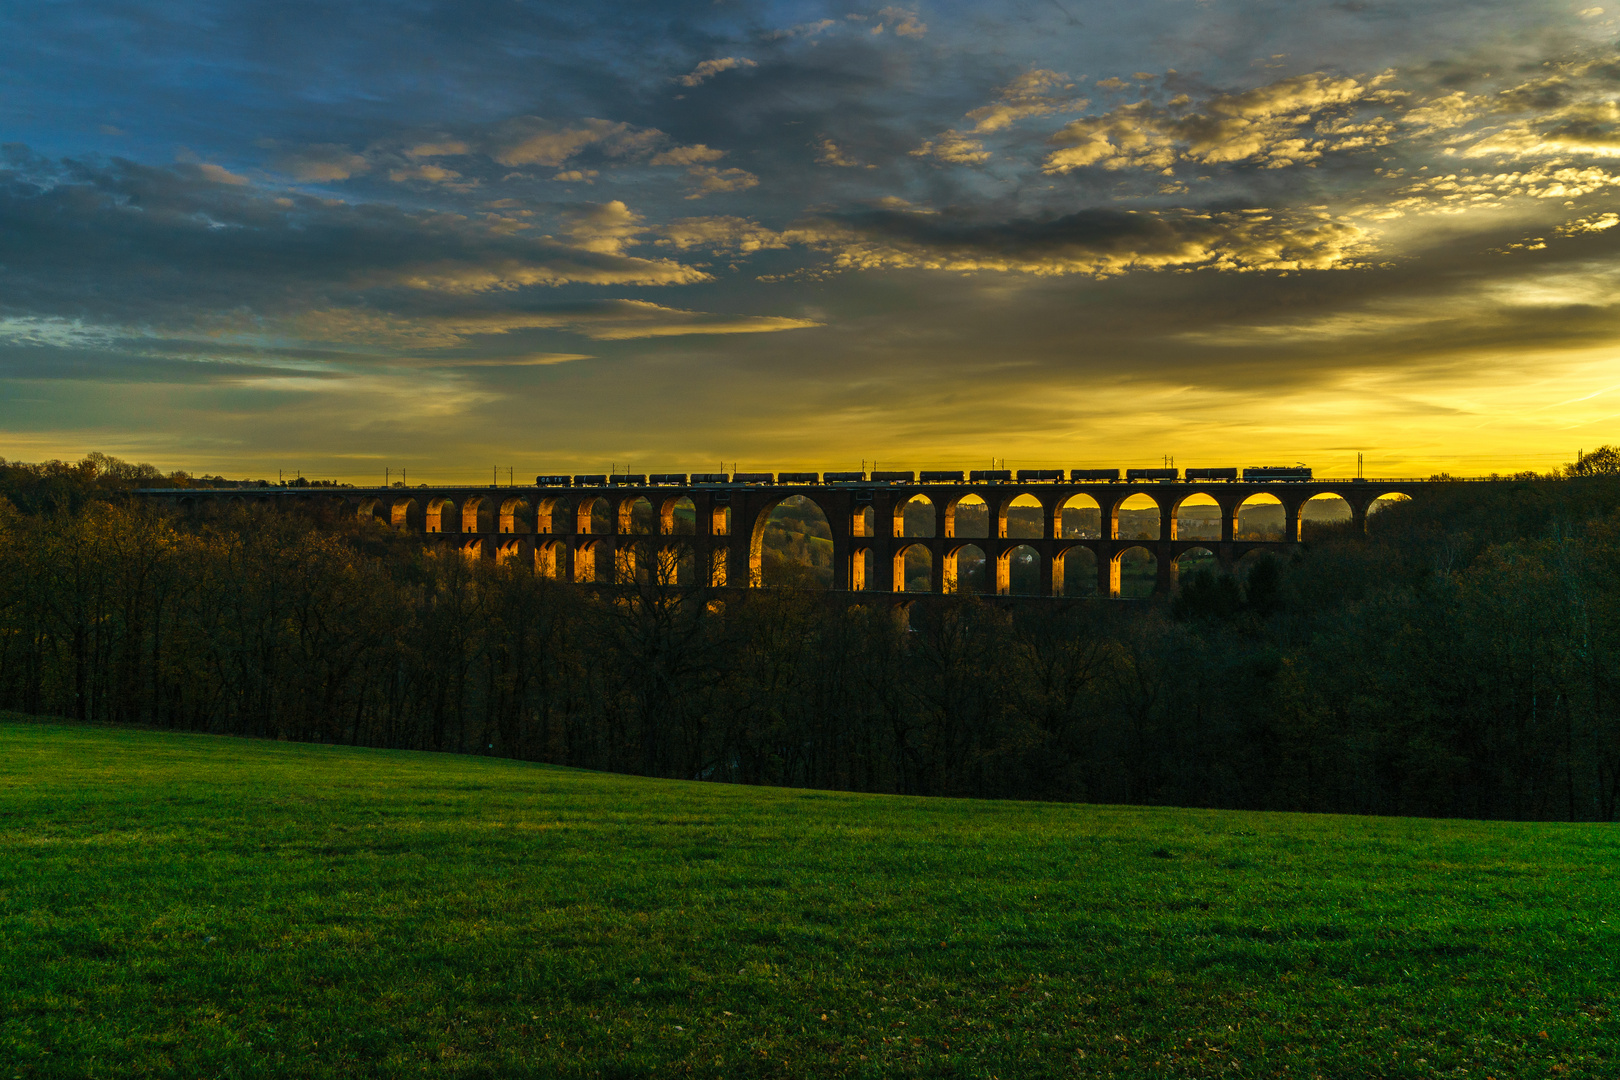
[2,718,1616,1078]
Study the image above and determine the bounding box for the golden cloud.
[684,166,759,199]
[876,6,927,36]
[1468,100,1620,158]
[405,140,471,158]
[1556,211,1620,235]
[814,138,871,168]
[394,253,708,293]
[675,57,757,87]
[910,130,991,164]
[557,200,644,255]
[801,207,1373,277]
[649,144,727,166]
[195,163,251,186]
[389,164,462,183]
[964,70,1085,133]
[654,216,794,253]
[272,144,373,181]
[494,118,664,167]
[1044,72,1372,173]
[1373,163,1620,219]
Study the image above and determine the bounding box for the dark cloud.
[0,154,711,327]
[799,203,1371,275]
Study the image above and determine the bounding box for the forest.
[2,450,1619,821]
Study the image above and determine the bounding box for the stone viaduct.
[141,471,1423,598]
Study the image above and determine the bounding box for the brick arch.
[659,494,696,536]
[391,497,425,531]
[996,490,1049,539]
[618,495,655,535]
[651,541,697,586]
[536,495,570,535]
[535,539,571,579]
[1171,545,1219,586]
[461,495,497,534]
[1059,492,1102,539]
[1359,488,1417,534]
[944,492,990,539]
[1054,542,1100,597]
[1110,543,1158,598]
[425,496,458,533]
[1232,491,1285,541]
[573,538,610,583]
[893,541,933,593]
[893,492,936,538]
[1106,491,1166,541]
[498,496,532,534]
[574,496,609,535]
[997,543,1042,595]
[354,496,385,524]
[943,542,987,593]
[1169,489,1224,541]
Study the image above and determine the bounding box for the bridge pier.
[870,488,896,592]
[1347,493,1376,535]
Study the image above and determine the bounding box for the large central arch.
[750,494,834,588]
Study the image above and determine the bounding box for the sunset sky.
[4,0,1620,481]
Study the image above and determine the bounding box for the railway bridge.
[139,471,1424,598]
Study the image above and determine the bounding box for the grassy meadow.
[1,717,1616,1078]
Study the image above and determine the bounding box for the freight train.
[535,465,1315,486]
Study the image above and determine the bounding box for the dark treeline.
[3,453,1620,820]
